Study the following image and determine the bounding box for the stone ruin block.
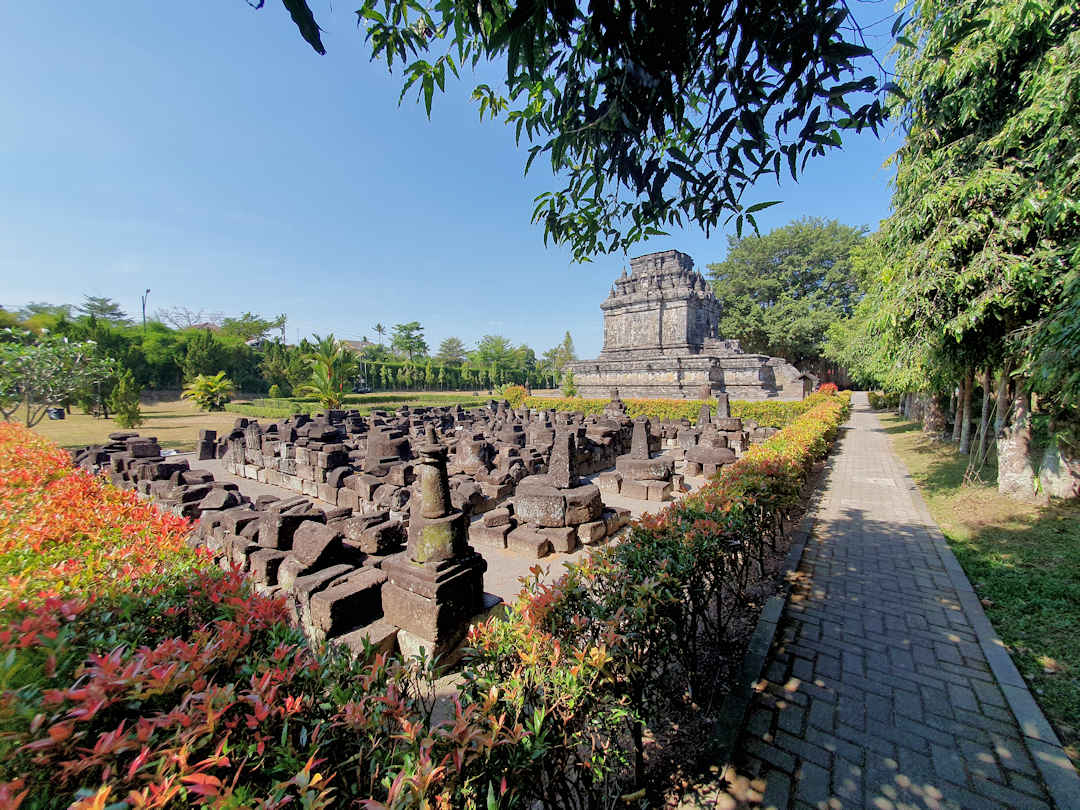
[507,524,552,558]
[308,567,388,642]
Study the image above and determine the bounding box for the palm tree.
[181,372,235,411]
[374,323,386,346]
[296,333,358,409]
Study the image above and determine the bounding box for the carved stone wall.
[569,250,804,400]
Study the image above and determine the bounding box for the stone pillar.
[547,431,579,488]
[629,419,650,460]
[715,392,730,419]
[381,432,487,654]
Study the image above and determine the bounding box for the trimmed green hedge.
[523,391,846,428]
[225,393,491,419]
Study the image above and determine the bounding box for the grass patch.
[880,413,1080,764]
[27,398,240,451]
[227,391,492,419]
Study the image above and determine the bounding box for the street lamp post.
[141,289,151,331]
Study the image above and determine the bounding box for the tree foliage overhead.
[261,0,887,260]
[827,0,1079,413]
[707,217,865,368]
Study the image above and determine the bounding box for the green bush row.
[524,391,845,428]
[225,393,492,419]
[868,390,901,410]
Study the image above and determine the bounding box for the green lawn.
[29,391,504,450]
[226,390,495,419]
[878,412,1080,764]
[29,398,240,451]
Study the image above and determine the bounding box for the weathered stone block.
[644,479,673,501]
[259,512,311,550]
[277,556,314,592]
[199,488,239,512]
[620,479,650,500]
[513,480,566,527]
[540,526,577,554]
[563,484,603,525]
[250,548,288,585]
[615,455,674,480]
[507,525,552,558]
[290,521,344,568]
[288,564,355,624]
[469,523,510,550]
[342,517,405,555]
[309,568,388,640]
[603,508,631,535]
[577,520,607,545]
[333,619,398,661]
[483,506,512,528]
[381,583,475,647]
[595,471,622,495]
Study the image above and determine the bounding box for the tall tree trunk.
[994,363,1011,440]
[998,385,1037,500]
[946,386,963,444]
[923,393,946,435]
[959,368,974,454]
[974,368,992,462]
[950,386,962,443]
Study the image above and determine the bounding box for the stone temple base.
[569,350,803,401]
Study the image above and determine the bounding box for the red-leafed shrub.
[817,381,839,394]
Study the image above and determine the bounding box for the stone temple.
[568,250,807,400]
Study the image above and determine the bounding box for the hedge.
[225,393,492,420]
[524,390,846,428]
[0,392,850,807]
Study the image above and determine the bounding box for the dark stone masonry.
[568,249,807,400]
[69,394,786,664]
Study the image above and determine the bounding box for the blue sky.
[0,1,901,359]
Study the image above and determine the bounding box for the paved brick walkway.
[736,393,1069,809]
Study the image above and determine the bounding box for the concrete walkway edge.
[897,449,1080,808]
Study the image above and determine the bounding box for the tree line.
[0,297,580,425]
[822,0,1078,500]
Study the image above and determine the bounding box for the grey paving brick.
[970,774,1052,809]
[989,733,1037,776]
[893,687,924,721]
[744,738,797,774]
[806,698,835,733]
[1006,770,1050,798]
[759,769,791,810]
[920,684,954,719]
[948,681,980,713]
[775,729,832,769]
[831,757,862,804]
[793,760,831,805]
[976,678,1006,708]
[959,737,1007,784]
[931,742,969,785]
[777,704,805,736]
